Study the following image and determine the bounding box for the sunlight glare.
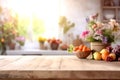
[7,0,60,38]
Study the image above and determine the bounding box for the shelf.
[103,6,120,9]
[101,0,120,23]
[102,20,120,23]
[102,20,109,23]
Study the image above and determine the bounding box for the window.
[0,0,60,49]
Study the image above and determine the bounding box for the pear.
[93,52,102,60]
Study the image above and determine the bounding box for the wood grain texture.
[0,55,120,80]
[60,56,120,70]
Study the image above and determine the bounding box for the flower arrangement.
[38,36,47,49]
[38,36,46,43]
[47,38,62,44]
[81,13,120,44]
[48,38,62,50]
[16,36,25,46]
[0,7,18,54]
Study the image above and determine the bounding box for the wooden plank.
[13,56,62,70]
[0,56,22,67]
[60,56,120,70]
[34,56,62,70]
[0,56,120,79]
[0,56,36,70]
[0,56,62,70]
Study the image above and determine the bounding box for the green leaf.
[67,44,74,53]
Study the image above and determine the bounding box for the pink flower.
[81,30,90,38]
[96,30,102,35]
[16,36,25,42]
[16,36,25,46]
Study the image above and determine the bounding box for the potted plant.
[38,36,47,50]
[16,36,25,49]
[81,13,120,51]
[0,7,18,54]
[48,38,62,50]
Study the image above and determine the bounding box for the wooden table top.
[0,55,120,80]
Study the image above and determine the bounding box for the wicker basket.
[75,51,91,59]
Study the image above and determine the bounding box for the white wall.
[0,0,101,37]
[0,0,102,49]
[59,0,120,47]
[60,0,101,36]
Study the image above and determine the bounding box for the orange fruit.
[82,46,87,51]
[79,44,84,51]
[73,46,79,51]
[102,53,109,61]
[100,49,109,60]
[86,47,91,51]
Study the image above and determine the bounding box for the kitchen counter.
[0,55,120,80]
[6,50,70,55]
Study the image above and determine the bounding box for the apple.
[108,53,116,61]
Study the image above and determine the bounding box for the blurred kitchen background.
[0,0,120,55]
